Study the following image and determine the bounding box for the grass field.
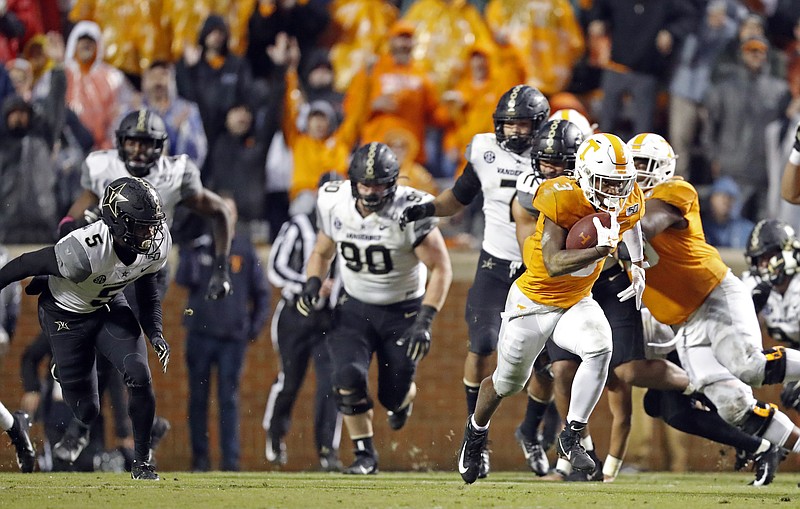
[1,471,798,509]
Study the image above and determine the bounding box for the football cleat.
[515,426,549,476]
[557,427,595,473]
[131,459,160,480]
[343,452,378,475]
[750,444,787,486]
[8,411,35,473]
[734,448,752,471]
[265,432,287,466]
[319,447,343,472]
[565,450,603,482]
[387,402,413,431]
[53,419,91,464]
[457,416,488,484]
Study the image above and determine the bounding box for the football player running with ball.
[457,133,646,484]
[0,177,171,480]
[297,142,452,474]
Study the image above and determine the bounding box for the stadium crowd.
[2,0,800,484]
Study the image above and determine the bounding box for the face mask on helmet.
[115,110,168,177]
[575,133,636,213]
[101,176,167,256]
[348,142,400,212]
[746,219,800,285]
[493,85,550,154]
[531,119,584,180]
[626,133,676,191]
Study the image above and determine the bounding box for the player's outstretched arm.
[0,248,60,291]
[400,189,465,230]
[638,199,687,240]
[781,121,800,204]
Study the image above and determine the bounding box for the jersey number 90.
[339,242,393,274]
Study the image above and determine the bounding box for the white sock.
[580,435,594,451]
[0,401,13,431]
[471,414,490,432]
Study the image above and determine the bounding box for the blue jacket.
[176,233,271,341]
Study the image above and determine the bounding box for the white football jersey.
[81,150,202,226]
[317,181,437,305]
[742,271,800,346]
[48,220,172,313]
[467,133,530,262]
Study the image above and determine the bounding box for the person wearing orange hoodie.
[344,21,451,167]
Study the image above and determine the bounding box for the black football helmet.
[348,142,400,212]
[493,85,550,154]
[531,119,584,179]
[745,219,800,285]
[101,176,166,256]
[115,109,168,177]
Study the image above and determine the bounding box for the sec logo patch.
[484,151,495,163]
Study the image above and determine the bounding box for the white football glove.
[617,264,646,310]
[593,213,620,250]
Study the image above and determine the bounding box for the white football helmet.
[548,109,595,138]
[575,133,636,212]
[626,133,676,192]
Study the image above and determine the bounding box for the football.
[565,212,611,250]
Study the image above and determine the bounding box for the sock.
[754,439,771,455]
[665,404,761,454]
[464,381,480,415]
[518,396,549,439]
[128,385,156,462]
[0,402,13,431]
[353,437,374,456]
[470,414,490,432]
[580,434,594,452]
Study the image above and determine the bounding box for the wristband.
[418,202,436,219]
[305,276,322,294]
[214,254,229,271]
[790,149,800,165]
[602,455,622,479]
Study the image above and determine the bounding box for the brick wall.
[1,248,798,473]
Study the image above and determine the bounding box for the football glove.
[205,254,232,300]
[594,213,620,250]
[150,335,170,373]
[296,276,322,317]
[83,205,101,224]
[617,263,646,310]
[399,202,435,231]
[396,305,437,362]
[780,380,800,412]
[751,281,772,314]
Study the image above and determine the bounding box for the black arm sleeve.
[451,162,482,205]
[0,247,60,290]
[134,272,163,340]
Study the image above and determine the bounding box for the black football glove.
[296,276,322,317]
[396,305,437,362]
[205,254,232,300]
[399,202,435,231]
[751,281,772,314]
[780,381,800,412]
[150,335,170,373]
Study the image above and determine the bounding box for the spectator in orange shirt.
[345,21,451,169]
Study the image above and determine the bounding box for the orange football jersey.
[516,176,645,308]
[641,179,728,325]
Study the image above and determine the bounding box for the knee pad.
[334,386,373,416]
[763,346,787,385]
[60,380,100,424]
[739,400,777,437]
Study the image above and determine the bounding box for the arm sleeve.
[622,222,644,263]
[134,272,163,340]
[451,162,482,205]
[0,247,61,290]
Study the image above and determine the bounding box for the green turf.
[0,472,798,508]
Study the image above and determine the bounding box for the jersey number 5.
[90,282,127,307]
